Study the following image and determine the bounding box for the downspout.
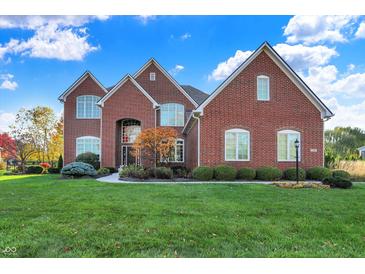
[192,112,201,167]
[154,105,160,169]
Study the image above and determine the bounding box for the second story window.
[76,95,101,119]
[160,103,184,127]
[257,75,270,101]
[149,72,156,81]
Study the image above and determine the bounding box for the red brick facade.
[60,45,331,170]
[63,75,105,164]
[199,51,324,169]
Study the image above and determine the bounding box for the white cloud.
[0,73,18,90]
[136,15,156,25]
[283,15,358,45]
[0,16,108,61]
[208,43,337,81]
[208,49,253,81]
[0,111,15,132]
[273,43,338,72]
[180,33,191,41]
[302,65,365,99]
[5,25,98,61]
[169,64,184,76]
[324,97,365,130]
[0,15,109,30]
[355,22,365,39]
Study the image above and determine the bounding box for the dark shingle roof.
[181,85,209,105]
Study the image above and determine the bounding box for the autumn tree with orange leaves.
[132,127,177,167]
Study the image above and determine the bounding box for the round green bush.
[256,166,283,181]
[306,166,332,180]
[284,167,306,181]
[26,165,43,174]
[237,167,256,180]
[61,162,97,177]
[75,152,100,169]
[192,166,214,181]
[155,167,173,179]
[104,167,117,173]
[332,170,351,179]
[48,167,60,174]
[119,165,144,178]
[322,176,352,189]
[97,167,110,176]
[214,165,237,181]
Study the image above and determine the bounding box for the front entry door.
[122,145,140,166]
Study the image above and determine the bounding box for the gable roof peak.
[196,41,333,119]
[58,70,107,102]
[133,58,199,107]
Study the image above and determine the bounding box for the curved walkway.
[97,173,275,184]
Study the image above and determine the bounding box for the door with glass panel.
[121,119,141,166]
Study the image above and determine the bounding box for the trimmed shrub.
[306,166,332,180]
[171,166,190,178]
[119,165,150,179]
[192,166,214,181]
[26,165,43,174]
[155,167,173,179]
[284,167,306,181]
[237,167,256,180]
[322,176,352,189]
[256,166,283,181]
[332,169,351,179]
[214,165,237,181]
[97,167,110,176]
[61,162,97,177]
[75,152,100,170]
[104,167,117,173]
[48,167,60,174]
[57,155,63,169]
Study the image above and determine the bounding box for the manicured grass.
[0,175,365,258]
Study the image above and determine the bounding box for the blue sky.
[1,15,365,131]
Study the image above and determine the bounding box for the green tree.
[325,127,365,166]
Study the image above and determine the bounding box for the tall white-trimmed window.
[76,95,101,119]
[277,130,300,161]
[160,103,184,126]
[76,136,100,156]
[225,129,250,161]
[169,139,184,162]
[257,75,270,101]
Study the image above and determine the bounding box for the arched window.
[277,130,300,161]
[76,95,101,118]
[76,136,100,156]
[257,75,270,101]
[160,103,184,126]
[225,129,250,161]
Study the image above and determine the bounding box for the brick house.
[59,42,333,170]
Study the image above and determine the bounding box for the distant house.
[59,42,334,170]
[358,146,365,159]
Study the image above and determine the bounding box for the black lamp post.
[294,138,300,183]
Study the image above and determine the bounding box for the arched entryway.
[116,119,141,167]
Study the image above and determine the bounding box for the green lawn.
[0,174,365,258]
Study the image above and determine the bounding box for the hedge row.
[192,165,346,181]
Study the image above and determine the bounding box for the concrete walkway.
[96,173,274,184]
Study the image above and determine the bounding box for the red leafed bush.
[40,162,51,174]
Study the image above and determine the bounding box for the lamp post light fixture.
[294,138,300,183]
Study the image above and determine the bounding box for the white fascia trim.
[58,71,108,103]
[133,58,199,108]
[196,42,333,119]
[182,110,201,134]
[97,74,159,108]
